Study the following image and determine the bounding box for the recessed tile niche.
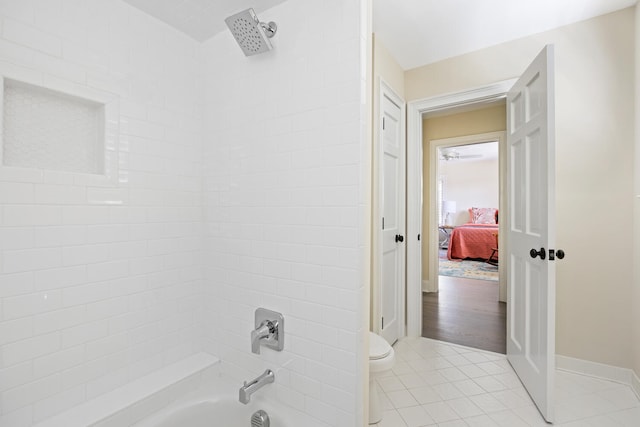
[2,78,105,174]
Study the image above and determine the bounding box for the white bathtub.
[35,354,326,427]
[135,397,287,427]
[134,372,324,427]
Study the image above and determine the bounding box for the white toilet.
[368,332,395,424]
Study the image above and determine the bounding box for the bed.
[447,224,498,260]
[447,207,499,261]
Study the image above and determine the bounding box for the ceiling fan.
[439,148,482,161]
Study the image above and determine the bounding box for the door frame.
[406,79,516,337]
[373,78,406,339]
[426,132,506,300]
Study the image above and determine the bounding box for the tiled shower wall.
[202,1,368,426]
[0,0,368,425]
[0,1,204,425]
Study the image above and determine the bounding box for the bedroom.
[439,142,499,272]
[421,102,507,353]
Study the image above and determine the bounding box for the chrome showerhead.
[224,8,277,56]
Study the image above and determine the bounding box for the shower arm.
[260,21,277,38]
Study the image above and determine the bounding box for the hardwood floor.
[422,275,506,354]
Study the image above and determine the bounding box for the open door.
[506,45,556,422]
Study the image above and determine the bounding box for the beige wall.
[409,9,635,369]
[421,105,506,282]
[371,36,404,328]
[373,35,406,99]
[634,5,640,381]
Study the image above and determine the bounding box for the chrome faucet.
[252,320,275,354]
[251,308,284,354]
[239,369,275,404]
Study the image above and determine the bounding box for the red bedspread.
[447,224,498,260]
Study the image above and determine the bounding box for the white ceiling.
[374,0,637,70]
[123,0,636,69]
[122,0,287,42]
[441,141,498,163]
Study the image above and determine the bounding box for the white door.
[506,45,556,422]
[380,92,405,345]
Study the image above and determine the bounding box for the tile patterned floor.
[373,337,640,427]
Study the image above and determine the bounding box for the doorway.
[432,137,502,288]
[406,46,557,421]
[405,80,515,339]
[421,106,507,353]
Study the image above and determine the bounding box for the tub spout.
[239,369,275,404]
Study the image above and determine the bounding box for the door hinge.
[417,233,420,241]
[382,117,385,130]
[382,217,384,230]
[381,317,384,329]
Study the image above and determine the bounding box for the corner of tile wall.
[201,0,367,425]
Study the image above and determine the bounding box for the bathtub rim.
[33,352,220,427]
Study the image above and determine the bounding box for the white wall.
[406,8,635,370]
[0,1,204,425]
[441,159,499,226]
[202,1,368,426]
[634,4,640,384]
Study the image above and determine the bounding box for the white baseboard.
[422,280,431,292]
[556,355,634,386]
[632,370,640,400]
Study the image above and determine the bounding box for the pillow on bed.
[468,207,498,224]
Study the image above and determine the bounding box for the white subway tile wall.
[0,1,205,425]
[0,0,368,426]
[3,79,105,174]
[202,1,367,426]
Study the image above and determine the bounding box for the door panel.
[380,93,404,345]
[506,45,556,423]
[383,155,398,228]
[382,242,398,330]
[509,254,525,352]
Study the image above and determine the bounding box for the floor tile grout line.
[372,337,640,426]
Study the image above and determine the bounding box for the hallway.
[423,276,506,354]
